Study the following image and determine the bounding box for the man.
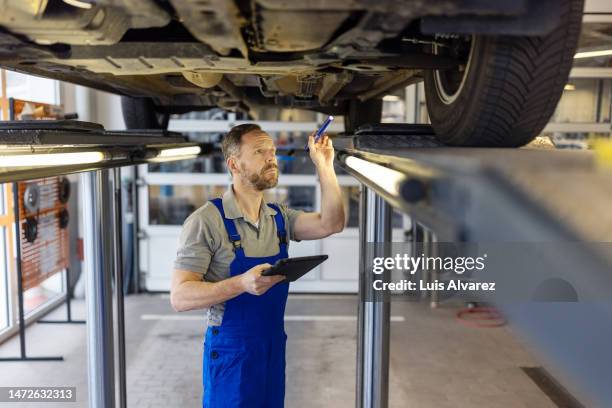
[170,123,345,408]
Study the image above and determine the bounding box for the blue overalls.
[203,198,290,408]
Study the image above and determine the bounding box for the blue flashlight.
[305,115,334,152]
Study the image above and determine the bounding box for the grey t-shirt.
[173,187,304,326]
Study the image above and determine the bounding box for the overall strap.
[267,203,288,251]
[210,198,244,253]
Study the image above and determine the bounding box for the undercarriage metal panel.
[0,0,572,111]
[0,0,170,46]
[43,54,317,76]
[255,0,527,16]
[253,8,350,52]
[170,0,248,56]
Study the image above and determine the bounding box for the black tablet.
[261,255,329,282]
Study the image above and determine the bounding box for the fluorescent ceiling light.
[62,0,93,9]
[564,84,576,91]
[345,156,405,196]
[0,151,104,167]
[157,146,201,158]
[574,49,612,59]
[148,145,202,162]
[383,95,401,102]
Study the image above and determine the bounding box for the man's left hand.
[307,133,334,169]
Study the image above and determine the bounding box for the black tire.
[344,99,383,134]
[424,0,583,147]
[120,96,167,130]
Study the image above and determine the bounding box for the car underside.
[0,0,585,146]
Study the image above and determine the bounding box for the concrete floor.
[0,294,566,407]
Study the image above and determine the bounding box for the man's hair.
[221,123,262,161]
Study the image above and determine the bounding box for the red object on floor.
[456,306,507,328]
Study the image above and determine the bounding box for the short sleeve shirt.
[174,187,304,326]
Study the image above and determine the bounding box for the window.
[264,186,316,212]
[148,155,227,174]
[149,185,227,225]
[23,273,64,315]
[551,79,611,123]
[148,184,318,225]
[0,71,62,342]
[4,70,59,106]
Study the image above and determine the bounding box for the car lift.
[0,121,206,408]
[337,123,612,408]
[1,121,612,407]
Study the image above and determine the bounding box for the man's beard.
[240,163,278,191]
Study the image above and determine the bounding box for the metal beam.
[0,121,209,407]
[131,166,141,294]
[338,139,612,406]
[357,187,391,408]
[169,119,345,133]
[355,185,367,408]
[336,149,435,220]
[112,168,127,408]
[0,145,205,184]
[82,170,116,408]
[0,120,208,183]
[0,120,187,145]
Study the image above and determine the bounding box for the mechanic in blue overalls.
[171,123,345,408]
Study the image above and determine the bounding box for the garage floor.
[0,294,570,407]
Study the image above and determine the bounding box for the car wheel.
[344,99,383,134]
[424,0,583,147]
[120,97,168,130]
